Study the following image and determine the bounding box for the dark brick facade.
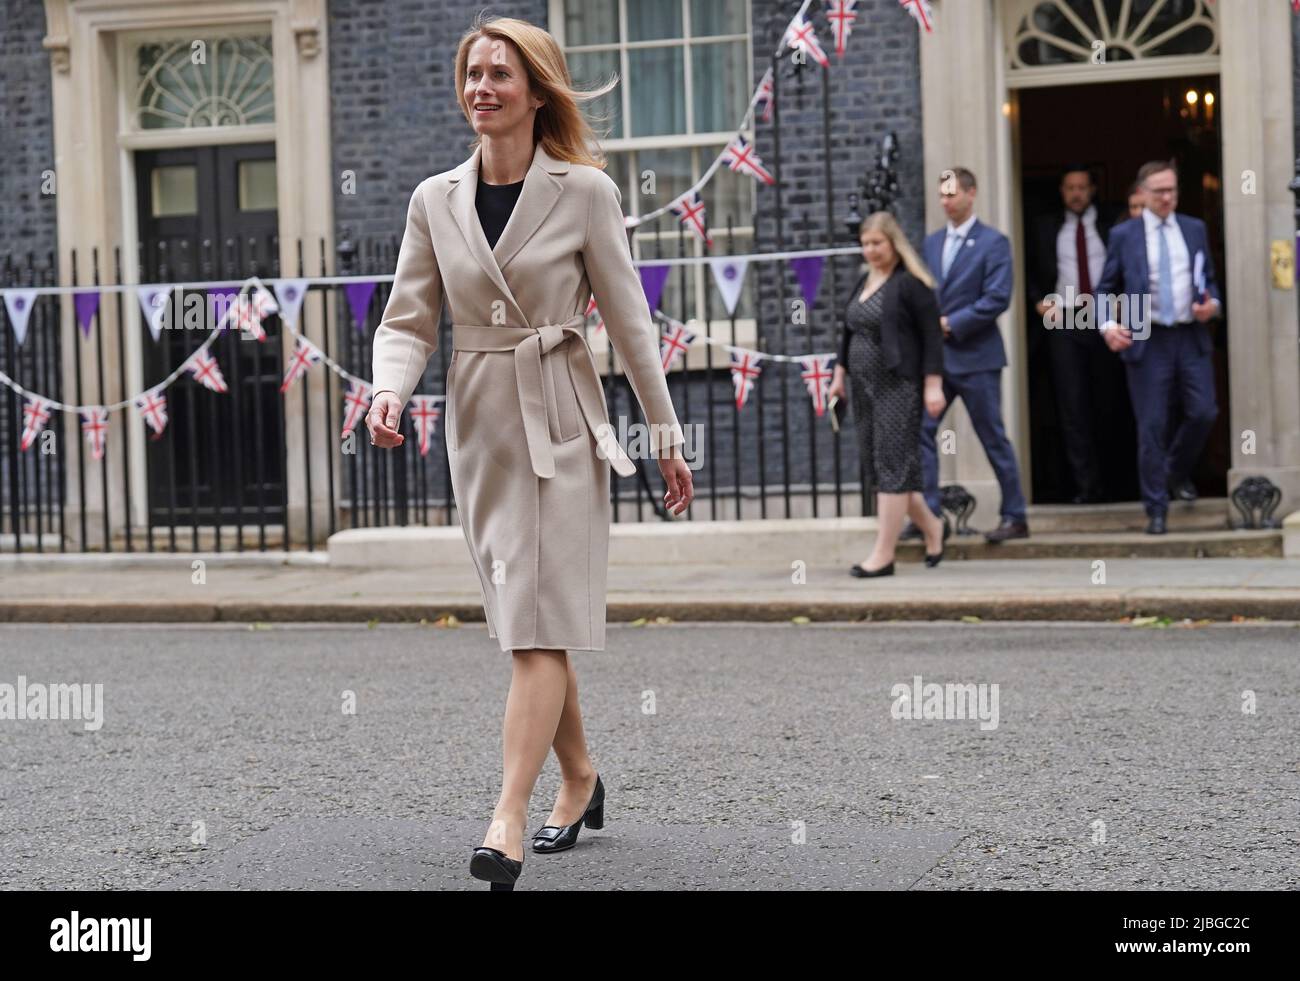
[0,0,58,267]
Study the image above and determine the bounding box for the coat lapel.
[446,141,569,326]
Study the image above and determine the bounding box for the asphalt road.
[1,621,1296,890]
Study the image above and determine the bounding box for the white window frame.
[550,0,759,366]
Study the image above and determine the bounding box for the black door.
[135,143,284,527]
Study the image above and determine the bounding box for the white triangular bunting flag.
[136,286,169,342]
[708,257,749,315]
[272,279,309,325]
[184,347,228,393]
[3,289,38,347]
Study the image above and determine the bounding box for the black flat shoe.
[470,846,523,890]
[532,774,605,854]
[925,516,951,567]
[849,561,894,578]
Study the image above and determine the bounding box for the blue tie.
[942,230,962,279]
[1157,219,1175,324]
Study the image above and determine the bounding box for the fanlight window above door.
[1008,0,1218,70]
[133,35,275,130]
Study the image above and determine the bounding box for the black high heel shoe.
[532,774,605,854]
[925,516,952,568]
[470,846,523,890]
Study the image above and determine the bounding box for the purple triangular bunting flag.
[638,264,671,314]
[344,281,377,334]
[789,256,825,310]
[74,291,101,339]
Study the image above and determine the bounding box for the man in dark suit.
[1026,164,1120,504]
[1095,159,1221,535]
[915,166,1029,543]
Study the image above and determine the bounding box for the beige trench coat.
[371,141,685,653]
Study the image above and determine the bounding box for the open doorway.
[1017,74,1228,505]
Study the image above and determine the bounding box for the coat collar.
[446,141,571,326]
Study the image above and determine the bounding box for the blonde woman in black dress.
[827,211,948,576]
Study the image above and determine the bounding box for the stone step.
[896,528,1282,560]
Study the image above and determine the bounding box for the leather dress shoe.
[470,846,523,890]
[984,518,1029,544]
[1169,478,1197,503]
[532,774,605,854]
[1146,513,1167,535]
[849,561,895,578]
[925,516,952,568]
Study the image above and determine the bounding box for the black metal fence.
[2,8,895,552]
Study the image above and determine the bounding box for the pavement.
[1,550,1299,622]
[3,622,1296,890]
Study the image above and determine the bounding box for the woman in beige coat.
[364,14,693,890]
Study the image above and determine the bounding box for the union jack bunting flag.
[660,319,695,373]
[752,67,775,123]
[721,135,775,186]
[342,380,372,435]
[20,395,52,451]
[728,347,764,410]
[135,387,169,439]
[230,293,268,342]
[280,336,325,393]
[900,0,935,33]
[784,10,830,68]
[409,395,442,457]
[252,285,279,318]
[585,294,604,332]
[80,407,109,461]
[669,191,712,247]
[184,347,228,393]
[825,0,860,58]
[798,354,836,416]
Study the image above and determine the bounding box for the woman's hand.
[923,376,946,419]
[658,449,694,515]
[364,390,406,448]
[827,365,847,402]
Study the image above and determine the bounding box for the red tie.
[1076,218,1092,296]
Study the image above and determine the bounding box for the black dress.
[475,177,525,248]
[845,273,924,493]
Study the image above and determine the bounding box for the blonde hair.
[453,13,618,169]
[859,211,936,289]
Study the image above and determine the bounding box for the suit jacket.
[1094,211,1222,364]
[1026,204,1118,304]
[838,266,944,380]
[922,219,1013,375]
[371,141,684,653]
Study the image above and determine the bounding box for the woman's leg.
[480,648,569,861]
[544,653,599,826]
[864,491,908,568]
[907,492,945,553]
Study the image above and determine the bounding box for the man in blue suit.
[912,166,1029,543]
[1095,160,1221,535]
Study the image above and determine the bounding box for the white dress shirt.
[1055,204,1106,305]
[1143,207,1192,323]
[945,213,977,247]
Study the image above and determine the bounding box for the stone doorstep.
[325,516,1297,569]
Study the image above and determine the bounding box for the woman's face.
[464,36,541,137]
[861,228,896,269]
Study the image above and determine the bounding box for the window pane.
[569,49,623,138]
[151,165,198,217]
[627,0,683,41]
[691,41,748,133]
[563,0,619,45]
[628,46,685,136]
[238,159,277,210]
[136,36,274,130]
[691,0,746,36]
[634,146,692,220]
[603,151,633,207]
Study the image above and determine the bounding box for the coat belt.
[451,317,637,480]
